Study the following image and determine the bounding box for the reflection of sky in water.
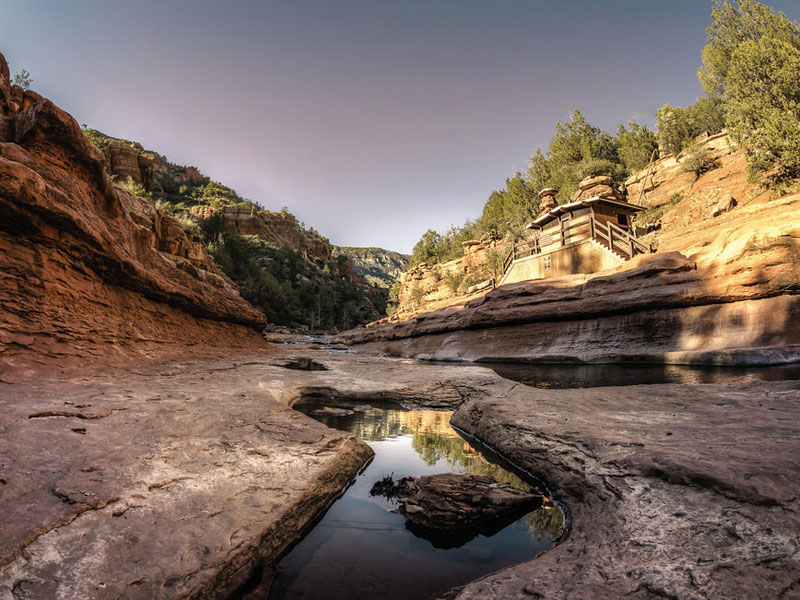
[480,362,800,388]
[268,401,563,600]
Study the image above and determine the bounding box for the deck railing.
[500,216,653,282]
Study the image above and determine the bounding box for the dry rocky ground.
[2,349,798,600]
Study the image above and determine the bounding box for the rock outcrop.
[450,377,800,599]
[191,204,336,262]
[572,174,627,203]
[341,232,800,364]
[373,472,542,544]
[0,51,266,376]
[392,231,509,318]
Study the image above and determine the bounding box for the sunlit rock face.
[0,51,266,374]
[190,204,336,262]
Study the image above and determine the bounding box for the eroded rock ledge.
[339,193,800,365]
[449,379,800,600]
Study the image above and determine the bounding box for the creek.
[267,399,563,600]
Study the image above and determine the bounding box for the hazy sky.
[2,0,798,253]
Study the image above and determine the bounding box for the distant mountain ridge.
[334,246,410,289]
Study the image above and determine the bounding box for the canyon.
[1,48,799,600]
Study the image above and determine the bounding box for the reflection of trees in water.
[527,505,564,543]
[344,407,406,441]
[307,402,565,542]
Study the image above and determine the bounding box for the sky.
[2,0,799,253]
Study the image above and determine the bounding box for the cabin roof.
[526,196,645,229]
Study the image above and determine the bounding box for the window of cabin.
[616,213,628,227]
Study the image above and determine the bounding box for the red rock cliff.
[0,52,266,376]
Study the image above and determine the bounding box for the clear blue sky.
[2,0,798,253]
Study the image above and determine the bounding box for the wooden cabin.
[499,195,651,285]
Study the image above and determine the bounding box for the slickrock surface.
[0,350,494,599]
[0,51,266,378]
[450,378,800,600]
[2,348,798,599]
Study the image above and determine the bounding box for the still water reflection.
[267,400,563,600]
[480,361,800,388]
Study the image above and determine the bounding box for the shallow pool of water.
[478,361,800,388]
[267,400,563,600]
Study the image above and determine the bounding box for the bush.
[442,271,465,295]
[409,285,426,306]
[175,214,201,237]
[575,158,626,181]
[117,176,151,200]
[681,143,721,179]
[635,193,683,226]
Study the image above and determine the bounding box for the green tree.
[656,98,726,156]
[476,173,538,239]
[699,0,800,99]
[687,96,727,136]
[526,149,550,194]
[726,36,800,182]
[12,69,32,90]
[409,229,443,267]
[546,109,621,203]
[616,120,658,173]
[656,104,693,155]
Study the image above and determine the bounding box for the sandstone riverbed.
[2,347,798,599]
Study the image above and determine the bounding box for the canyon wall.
[393,234,510,318]
[342,184,800,364]
[0,52,266,377]
[190,204,337,263]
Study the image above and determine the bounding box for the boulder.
[579,175,615,191]
[372,472,541,542]
[540,194,558,213]
[538,187,558,199]
[711,193,737,217]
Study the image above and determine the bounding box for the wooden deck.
[502,216,653,279]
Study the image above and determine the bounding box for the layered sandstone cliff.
[0,52,266,376]
[393,233,510,318]
[190,204,336,262]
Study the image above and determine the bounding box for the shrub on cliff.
[681,143,721,179]
[12,68,32,90]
